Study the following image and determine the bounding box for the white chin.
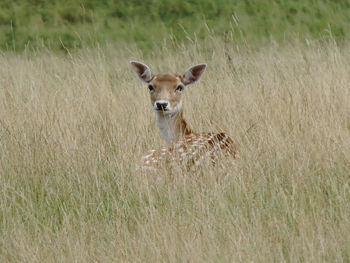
[154,108,177,115]
[155,109,170,113]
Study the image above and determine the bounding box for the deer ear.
[182,64,207,85]
[130,61,153,83]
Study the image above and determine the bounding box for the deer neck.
[155,110,192,146]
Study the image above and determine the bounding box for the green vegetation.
[1,0,350,52]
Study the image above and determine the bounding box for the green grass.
[1,0,350,52]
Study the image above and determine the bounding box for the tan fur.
[130,62,237,171]
[141,133,237,171]
[149,74,183,112]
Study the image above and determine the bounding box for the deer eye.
[148,84,154,92]
[175,85,184,92]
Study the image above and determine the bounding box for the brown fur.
[149,74,183,111]
[140,132,237,171]
[130,62,237,171]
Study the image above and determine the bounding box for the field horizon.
[1,0,350,52]
[0,37,349,262]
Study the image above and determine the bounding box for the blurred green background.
[1,0,349,52]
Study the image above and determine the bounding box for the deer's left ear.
[182,64,207,85]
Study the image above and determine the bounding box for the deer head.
[130,61,207,115]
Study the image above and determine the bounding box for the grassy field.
[1,0,350,51]
[0,37,350,262]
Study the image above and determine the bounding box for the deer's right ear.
[130,61,153,83]
[182,64,207,85]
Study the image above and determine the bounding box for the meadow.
[1,0,350,51]
[0,37,349,262]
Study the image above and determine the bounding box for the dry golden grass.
[0,39,349,262]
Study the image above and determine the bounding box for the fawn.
[130,61,237,171]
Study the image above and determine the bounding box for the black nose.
[156,102,168,110]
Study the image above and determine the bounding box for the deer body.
[141,132,236,171]
[130,62,237,171]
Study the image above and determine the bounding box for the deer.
[130,61,237,171]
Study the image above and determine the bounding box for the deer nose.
[156,102,168,110]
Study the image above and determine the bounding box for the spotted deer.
[131,61,237,171]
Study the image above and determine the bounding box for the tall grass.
[0,38,349,262]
